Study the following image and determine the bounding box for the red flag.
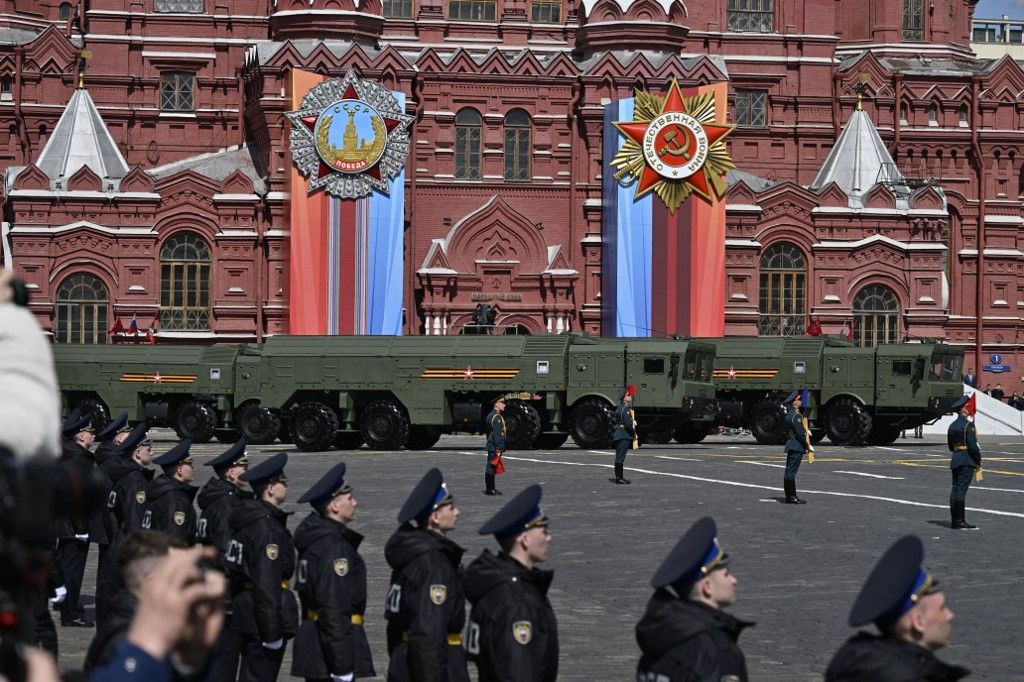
[146,327,156,345]
[129,313,138,334]
[806,316,822,337]
[108,318,125,336]
[490,453,506,475]
[966,393,977,417]
[846,319,856,342]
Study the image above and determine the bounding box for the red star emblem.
[153,372,163,384]
[464,366,475,380]
[727,366,737,379]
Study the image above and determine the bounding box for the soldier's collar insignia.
[612,79,736,212]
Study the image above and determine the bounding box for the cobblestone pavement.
[57,431,1024,680]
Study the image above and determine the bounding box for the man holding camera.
[55,409,98,628]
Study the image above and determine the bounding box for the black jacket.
[84,589,137,670]
[55,439,97,539]
[226,498,297,642]
[825,632,970,682]
[108,459,154,535]
[196,477,252,559]
[463,549,558,682]
[384,524,469,682]
[291,512,375,679]
[98,455,144,547]
[142,474,198,544]
[94,440,122,467]
[635,589,752,682]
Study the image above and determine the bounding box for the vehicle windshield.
[684,349,697,380]
[930,352,963,382]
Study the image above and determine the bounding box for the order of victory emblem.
[286,70,414,200]
[612,79,736,212]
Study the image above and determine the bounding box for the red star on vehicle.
[153,372,162,383]
[464,366,474,380]
[727,366,737,379]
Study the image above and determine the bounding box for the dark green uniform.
[484,410,506,495]
[947,415,980,528]
[783,407,809,503]
[612,402,636,465]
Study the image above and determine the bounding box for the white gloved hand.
[74,534,89,542]
[330,674,354,682]
[51,585,67,604]
[261,639,284,650]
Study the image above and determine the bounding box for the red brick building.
[0,0,1021,375]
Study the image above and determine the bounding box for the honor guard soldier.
[947,395,981,530]
[226,453,298,682]
[55,409,97,627]
[782,388,813,504]
[198,440,251,682]
[142,439,199,544]
[464,484,558,682]
[384,467,470,682]
[612,385,637,484]
[292,462,375,682]
[94,411,131,465]
[198,439,252,557]
[825,535,967,681]
[635,516,752,682]
[484,396,506,496]
[97,422,153,626]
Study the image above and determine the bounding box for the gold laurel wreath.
[612,90,736,211]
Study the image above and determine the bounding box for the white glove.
[51,585,67,604]
[330,675,354,682]
[74,534,89,542]
[261,639,284,650]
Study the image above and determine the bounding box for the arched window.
[56,273,108,344]
[58,2,72,20]
[160,232,211,330]
[899,103,908,125]
[503,109,531,182]
[758,242,806,336]
[926,103,938,126]
[902,0,923,40]
[958,103,969,127]
[853,284,900,347]
[454,108,482,180]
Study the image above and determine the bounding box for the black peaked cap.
[239,452,288,485]
[478,484,546,538]
[298,462,350,505]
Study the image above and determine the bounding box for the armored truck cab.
[708,336,964,445]
[53,343,250,442]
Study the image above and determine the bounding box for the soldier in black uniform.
[94,411,131,465]
[55,409,97,627]
[825,535,967,681]
[782,388,812,504]
[292,462,375,681]
[96,422,153,627]
[226,452,298,682]
[947,395,981,530]
[142,438,199,544]
[109,423,156,533]
[612,385,637,485]
[197,440,251,682]
[484,396,506,496]
[384,467,469,682]
[198,438,251,557]
[635,516,752,681]
[464,484,558,682]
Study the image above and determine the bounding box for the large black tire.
[289,402,340,452]
[825,397,873,446]
[750,399,787,445]
[673,422,710,444]
[535,433,569,450]
[810,429,826,445]
[78,397,110,432]
[333,432,364,450]
[405,426,442,451]
[503,401,542,449]
[236,401,282,445]
[569,398,615,449]
[175,401,217,443]
[866,424,901,446]
[360,400,410,450]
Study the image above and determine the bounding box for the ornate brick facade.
[0,0,1021,377]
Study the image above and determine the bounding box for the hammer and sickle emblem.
[658,126,693,160]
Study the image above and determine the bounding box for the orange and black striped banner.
[119,373,197,384]
[421,368,521,380]
[713,369,779,379]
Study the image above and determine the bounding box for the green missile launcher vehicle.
[706,335,964,446]
[53,333,718,452]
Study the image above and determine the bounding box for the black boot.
[784,478,806,504]
[955,500,976,529]
[614,463,631,484]
[950,499,959,528]
[484,474,501,496]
